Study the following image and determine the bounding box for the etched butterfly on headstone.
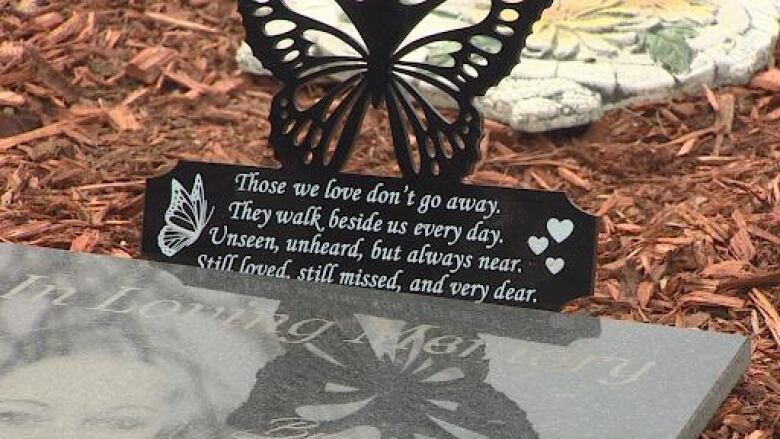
[239,0,552,183]
[228,312,538,438]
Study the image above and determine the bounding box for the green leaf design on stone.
[641,25,698,75]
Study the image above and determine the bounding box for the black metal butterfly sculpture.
[239,0,552,183]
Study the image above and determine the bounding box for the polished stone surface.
[237,0,780,132]
[0,243,749,438]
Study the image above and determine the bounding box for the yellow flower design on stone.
[617,0,717,24]
[525,0,717,61]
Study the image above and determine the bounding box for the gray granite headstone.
[0,243,748,439]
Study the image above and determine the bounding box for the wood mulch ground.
[1,1,779,437]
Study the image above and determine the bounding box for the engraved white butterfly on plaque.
[157,174,214,257]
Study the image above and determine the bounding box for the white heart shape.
[546,257,565,275]
[527,236,549,255]
[547,218,574,243]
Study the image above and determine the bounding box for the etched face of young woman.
[0,353,190,439]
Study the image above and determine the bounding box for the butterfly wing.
[385,77,481,181]
[189,174,214,232]
[239,0,372,172]
[164,178,200,232]
[272,70,372,172]
[395,0,552,97]
[386,0,553,181]
[238,0,368,82]
[157,176,211,257]
[158,224,197,257]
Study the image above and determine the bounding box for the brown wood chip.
[750,69,780,92]
[70,228,100,252]
[143,11,219,34]
[0,89,25,107]
[679,291,746,309]
[557,166,592,190]
[126,46,177,85]
[750,289,780,348]
[107,105,141,131]
[637,281,654,309]
[47,11,86,45]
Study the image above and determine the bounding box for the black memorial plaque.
[142,161,596,311]
[142,0,597,310]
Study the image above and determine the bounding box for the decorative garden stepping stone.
[237,0,780,132]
